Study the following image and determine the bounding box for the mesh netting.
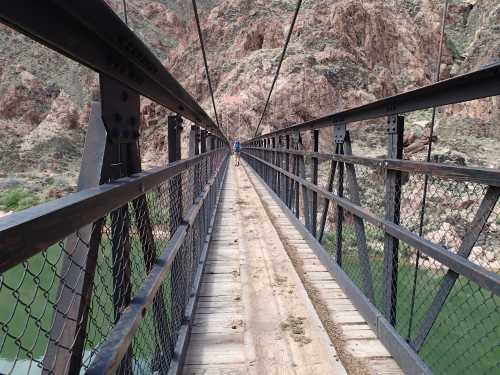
[242,140,499,375]
[0,149,227,374]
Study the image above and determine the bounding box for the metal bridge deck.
[182,160,403,374]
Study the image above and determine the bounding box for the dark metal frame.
[246,61,500,142]
[85,154,229,374]
[242,151,500,296]
[246,159,433,375]
[0,1,226,140]
[242,63,500,372]
[0,2,229,374]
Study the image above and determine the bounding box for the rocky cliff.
[0,0,498,206]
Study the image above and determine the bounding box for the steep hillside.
[0,0,498,210]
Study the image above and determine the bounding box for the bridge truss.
[0,1,499,375]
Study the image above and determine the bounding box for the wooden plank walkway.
[182,160,403,374]
[183,165,247,374]
[242,161,404,375]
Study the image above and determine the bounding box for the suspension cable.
[192,0,221,130]
[253,0,303,137]
[122,0,128,26]
[407,0,449,341]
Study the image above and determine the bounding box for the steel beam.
[241,151,500,297]
[0,0,225,140]
[383,115,404,326]
[245,62,500,143]
[243,146,500,187]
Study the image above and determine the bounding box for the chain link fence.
[0,149,227,374]
[242,140,499,375]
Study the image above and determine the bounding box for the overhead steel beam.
[246,61,500,142]
[0,0,226,140]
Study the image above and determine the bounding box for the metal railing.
[1,147,228,374]
[242,63,500,375]
[0,1,229,374]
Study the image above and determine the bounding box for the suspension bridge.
[0,1,499,375]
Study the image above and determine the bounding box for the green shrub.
[0,188,40,211]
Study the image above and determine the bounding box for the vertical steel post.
[293,135,300,218]
[343,131,375,302]
[200,129,208,253]
[44,102,108,375]
[272,137,276,192]
[263,139,267,181]
[334,123,346,266]
[285,135,291,208]
[278,136,284,201]
[297,133,312,231]
[201,129,207,189]
[318,139,339,244]
[168,114,184,355]
[383,115,404,326]
[101,74,143,375]
[266,138,269,185]
[312,130,319,237]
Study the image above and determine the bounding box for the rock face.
[0,0,498,197]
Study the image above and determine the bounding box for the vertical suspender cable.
[253,0,303,137]
[407,0,449,342]
[192,0,222,130]
[122,0,128,26]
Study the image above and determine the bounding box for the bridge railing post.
[343,130,375,302]
[266,138,270,181]
[278,136,285,201]
[285,135,291,209]
[297,133,312,232]
[262,139,266,178]
[334,123,345,266]
[311,129,319,238]
[262,139,267,181]
[272,137,277,193]
[383,115,404,326]
[168,114,185,356]
[43,101,108,374]
[290,133,299,218]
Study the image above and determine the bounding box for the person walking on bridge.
[233,139,241,166]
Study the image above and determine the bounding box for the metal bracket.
[100,75,140,144]
[168,115,183,162]
[334,122,346,144]
[176,114,184,132]
[387,115,398,134]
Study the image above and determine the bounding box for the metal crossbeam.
[241,151,500,297]
[246,61,500,142]
[0,150,222,272]
[0,0,225,140]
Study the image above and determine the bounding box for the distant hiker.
[233,139,241,166]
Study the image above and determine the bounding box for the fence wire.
[242,144,499,375]
[0,149,227,375]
